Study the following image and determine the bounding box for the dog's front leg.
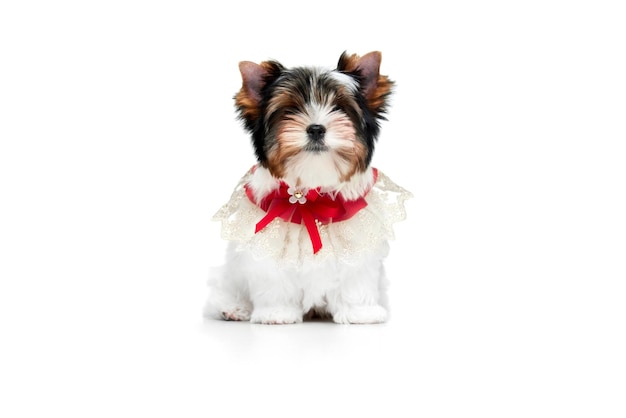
[327,258,389,324]
[247,266,303,325]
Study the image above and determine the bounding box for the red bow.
[245,170,377,254]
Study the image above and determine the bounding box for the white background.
[1,1,625,417]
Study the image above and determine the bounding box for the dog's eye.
[332,105,343,113]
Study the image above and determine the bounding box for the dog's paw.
[250,306,303,325]
[204,300,251,321]
[333,305,388,324]
[220,307,251,321]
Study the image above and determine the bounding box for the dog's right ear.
[238,61,266,104]
[235,60,283,122]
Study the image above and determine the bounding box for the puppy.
[205,51,411,324]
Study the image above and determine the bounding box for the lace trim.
[212,168,412,266]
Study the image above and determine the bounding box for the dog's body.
[205,51,410,324]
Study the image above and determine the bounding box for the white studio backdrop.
[1,1,624,417]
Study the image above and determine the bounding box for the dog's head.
[235,51,393,189]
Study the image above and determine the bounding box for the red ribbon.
[245,169,377,254]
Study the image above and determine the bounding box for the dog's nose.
[306,124,326,142]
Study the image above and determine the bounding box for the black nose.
[306,124,326,142]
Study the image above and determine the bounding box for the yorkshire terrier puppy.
[205,51,411,324]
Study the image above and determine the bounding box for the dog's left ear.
[337,51,393,114]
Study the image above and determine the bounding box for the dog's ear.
[238,61,266,104]
[235,60,283,122]
[337,51,393,113]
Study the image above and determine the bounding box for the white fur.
[247,165,280,202]
[328,70,360,93]
[283,152,349,190]
[205,242,389,324]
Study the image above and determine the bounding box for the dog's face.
[235,51,393,188]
